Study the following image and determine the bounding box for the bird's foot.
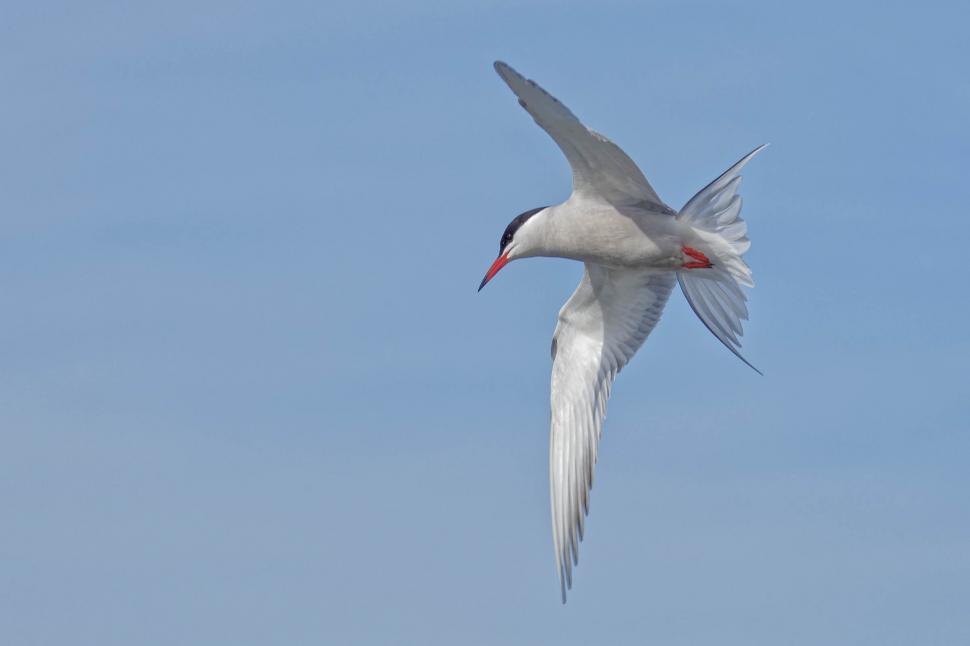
[681,246,713,269]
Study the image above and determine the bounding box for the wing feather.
[549,265,675,602]
[494,61,672,212]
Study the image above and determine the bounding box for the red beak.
[478,252,510,291]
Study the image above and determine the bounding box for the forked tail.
[676,145,767,374]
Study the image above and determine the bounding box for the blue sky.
[2,1,969,644]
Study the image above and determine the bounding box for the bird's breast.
[542,204,683,269]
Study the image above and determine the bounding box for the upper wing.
[494,61,671,212]
[549,264,675,602]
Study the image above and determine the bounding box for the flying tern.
[479,61,766,602]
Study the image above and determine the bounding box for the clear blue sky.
[2,1,968,644]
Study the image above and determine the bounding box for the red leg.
[682,246,713,269]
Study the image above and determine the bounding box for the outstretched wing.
[549,265,675,602]
[494,61,671,212]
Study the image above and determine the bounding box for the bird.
[479,61,766,603]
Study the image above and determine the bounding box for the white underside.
[492,61,764,602]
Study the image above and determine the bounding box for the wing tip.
[493,60,516,81]
[559,565,571,604]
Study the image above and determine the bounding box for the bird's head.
[478,206,547,291]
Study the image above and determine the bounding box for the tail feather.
[677,145,767,374]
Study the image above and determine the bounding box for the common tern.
[479,61,766,602]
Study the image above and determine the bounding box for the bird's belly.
[551,211,683,269]
[581,236,680,269]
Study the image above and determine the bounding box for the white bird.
[479,61,766,602]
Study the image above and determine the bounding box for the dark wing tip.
[493,61,526,87]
